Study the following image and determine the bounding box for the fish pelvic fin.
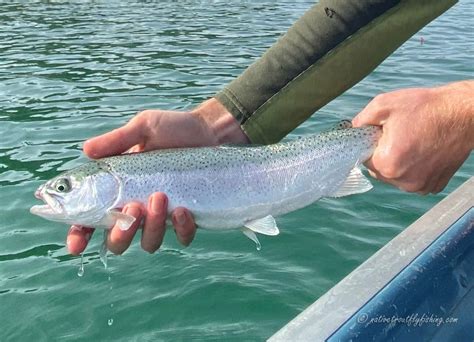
[331,166,373,198]
[244,215,280,236]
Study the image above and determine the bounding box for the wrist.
[434,80,474,150]
[191,98,250,144]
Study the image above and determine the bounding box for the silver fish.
[30,122,381,243]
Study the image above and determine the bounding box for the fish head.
[30,161,119,227]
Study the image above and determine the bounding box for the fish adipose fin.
[244,215,280,236]
[107,209,136,231]
[330,120,352,131]
[331,167,373,198]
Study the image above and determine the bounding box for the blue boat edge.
[269,176,474,341]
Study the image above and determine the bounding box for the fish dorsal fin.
[241,227,262,251]
[330,120,352,131]
[244,215,280,236]
[107,209,136,231]
[331,167,373,197]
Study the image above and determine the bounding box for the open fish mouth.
[30,204,58,216]
[30,186,64,218]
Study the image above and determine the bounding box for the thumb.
[352,97,389,128]
[83,119,144,159]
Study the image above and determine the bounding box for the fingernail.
[70,225,83,232]
[149,196,159,214]
[149,195,167,216]
[124,205,140,217]
[176,211,186,226]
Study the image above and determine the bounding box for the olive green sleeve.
[214,0,457,144]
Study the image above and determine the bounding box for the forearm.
[215,0,457,144]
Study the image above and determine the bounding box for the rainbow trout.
[30,122,380,244]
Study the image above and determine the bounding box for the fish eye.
[54,178,71,193]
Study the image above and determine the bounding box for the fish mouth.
[30,185,64,219]
[30,204,58,217]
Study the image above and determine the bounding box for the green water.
[0,2,472,341]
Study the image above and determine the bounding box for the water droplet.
[108,318,114,326]
[192,199,197,204]
[77,253,84,277]
[100,230,108,269]
[110,303,114,308]
[255,241,261,251]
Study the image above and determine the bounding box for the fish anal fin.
[244,215,279,236]
[331,167,373,198]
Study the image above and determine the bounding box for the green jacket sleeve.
[214,0,457,144]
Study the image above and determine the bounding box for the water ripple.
[0,1,472,341]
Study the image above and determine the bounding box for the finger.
[172,207,196,246]
[352,97,389,127]
[431,177,450,194]
[126,144,144,154]
[365,158,411,191]
[430,167,457,194]
[141,193,168,253]
[83,119,144,159]
[364,157,376,176]
[367,169,379,180]
[364,158,390,183]
[107,204,143,255]
[67,226,95,255]
[416,174,440,195]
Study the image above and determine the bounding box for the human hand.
[352,81,473,194]
[67,98,248,255]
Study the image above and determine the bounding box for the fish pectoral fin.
[331,166,373,198]
[241,227,261,251]
[107,209,136,231]
[244,215,280,236]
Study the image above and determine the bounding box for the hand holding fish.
[66,99,249,255]
[39,81,472,257]
[353,80,474,194]
[33,113,379,255]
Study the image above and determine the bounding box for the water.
[0,2,472,341]
[77,253,84,277]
